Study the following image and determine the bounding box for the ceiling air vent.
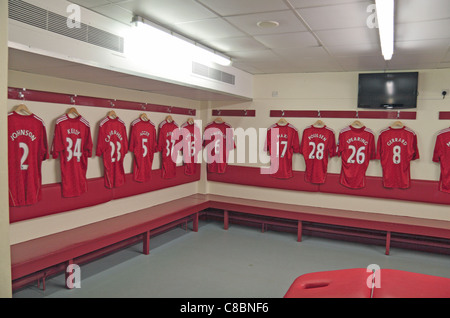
[192,62,235,85]
[8,0,124,53]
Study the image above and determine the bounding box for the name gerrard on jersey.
[386,138,408,147]
[105,130,124,142]
[10,129,37,142]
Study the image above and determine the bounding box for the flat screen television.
[357,72,418,109]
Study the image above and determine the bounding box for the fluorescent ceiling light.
[375,0,395,60]
[131,16,232,67]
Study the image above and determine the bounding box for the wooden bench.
[11,194,450,292]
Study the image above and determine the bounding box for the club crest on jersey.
[10,130,37,142]
[105,130,124,142]
[387,138,407,146]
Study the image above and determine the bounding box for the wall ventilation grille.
[9,0,125,53]
[192,62,235,85]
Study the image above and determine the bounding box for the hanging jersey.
[96,116,128,189]
[432,127,450,193]
[157,120,181,179]
[203,121,235,174]
[129,118,157,183]
[8,111,49,207]
[51,114,93,197]
[376,126,419,189]
[337,126,376,189]
[180,121,202,176]
[265,123,300,179]
[300,125,336,184]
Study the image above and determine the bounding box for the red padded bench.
[284,268,450,298]
[204,194,450,256]
[11,194,450,292]
[11,194,209,291]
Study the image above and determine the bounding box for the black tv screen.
[357,72,418,109]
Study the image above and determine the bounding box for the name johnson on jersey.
[10,130,37,141]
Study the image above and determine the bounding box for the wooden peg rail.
[439,112,450,120]
[270,110,417,120]
[212,109,256,117]
[8,87,197,116]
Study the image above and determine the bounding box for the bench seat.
[11,194,450,292]
[11,195,209,289]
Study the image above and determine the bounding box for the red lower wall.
[9,165,201,223]
[207,165,450,205]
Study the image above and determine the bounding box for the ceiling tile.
[326,43,381,57]
[89,4,134,25]
[197,0,289,16]
[290,0,369,9]
[297,2,373,31]
[254,32,318,49]
[225,10,307,36]
[116,0,217,26]
[173,18,244,40]
[315,27,379,47]
[396,0,450,24]
[68,0,110,8]
[204,36,267,53]
[396,19,450,42]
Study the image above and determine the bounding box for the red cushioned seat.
[373,269,450,298]
[284,268,372,298]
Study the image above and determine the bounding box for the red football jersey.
[180,121,202,176]
[96,116,128,188]
[129,118,157,183]
[265,123,301,179]
[300,125,336,184]
[157,120,181,179]
[376,126,419,189]
[51,114,93,197]
[203,121,235,174]
[8,111,49,206]
[432,127,450,193]
[337,125,376,189]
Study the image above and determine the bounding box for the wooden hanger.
[107,110,117,119]
[14,104,32,115]
[187,118,194,125]
[214,117,224,124]
[391,121,404,129]
[351,120,364,128]
[313,119,325,128]
[140,113,149,121]
[166,115,173,123]
[277,118,288,126]
[66,107,80,118]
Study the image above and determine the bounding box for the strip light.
[131,16,232,67]
[375,0,395,60]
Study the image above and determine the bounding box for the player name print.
[345,136,369,146]
[104,130,124,142]
[10,130,37,142]
[67,128,81,136]
[386,138,408,146]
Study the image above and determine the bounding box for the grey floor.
[13,220,450,298]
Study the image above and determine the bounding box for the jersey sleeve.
[369,132,376,160]
[265,128,271,154]
[328,131,337,158]
[51,122,63,159]
[376,134,382,160]
[84,127,93,158]
[96,125,105,157]
[412,133,420,160]
[292,129,300,154]
[41,123,49,161]
[433,135,442,163]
